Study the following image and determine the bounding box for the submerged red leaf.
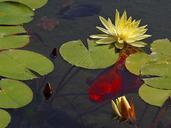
[88,46,143,102]
[88,64,122,102]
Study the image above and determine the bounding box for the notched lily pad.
[0,26,29,50]
[139,84,171,107]
[0,0,48,9]
[0,79,33,108]
[0,109,11,128]
[60,39,118,69]
[0,49,54,80]
[0,2,34,25]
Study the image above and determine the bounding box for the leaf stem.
[138,104,148,125]
[148,97,170,128]
[49,66,80,102]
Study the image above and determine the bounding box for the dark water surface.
[8,0,171,128]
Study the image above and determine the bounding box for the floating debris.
[50,48,58,60]
[43,82,53,100]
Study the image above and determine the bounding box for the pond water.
[8,0,171,128]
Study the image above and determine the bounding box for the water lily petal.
[115,42,124,49]
[134,35,151,41]
[96,37,115,44]
[122,96,131,109]
[111,100,122,117]
[96,26,110,34]
[90,34,109,39]
[99,16,111,31]
[134,20,141,27]
[107,18,117,35]
[129,41,147,47]
[116,98,122,114]
[120,96,130,119]
[115,9,120,26]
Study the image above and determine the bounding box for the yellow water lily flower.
[111,96,136,123]
[90,10,151,49]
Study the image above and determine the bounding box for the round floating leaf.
[139,84,171,107]
[142,64,171,89]
[0,109,11,128]
[0,0,48,9]
[0,79,33,108]
[0,2,34,25]
[0,26,29,50]
[0,26,26,35]
[60,40,119,69]
[150,39,171,63]
[0,49,54,80]
[142,64,171,77]
[125,52,151,75]
[144,77,171,90]
[151,39,171,57]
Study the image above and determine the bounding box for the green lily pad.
[151,39,171,59]
[0,26,29,50]
[0,2,34,25]
[142,63,171,76]
[60,39,118,69]
[144,77,171,90]
[139,84,171,107]
[0,109,11,128]
[0,49,54,80]
[0,79,33,108]
[125,52,151,75]
[150,39,171,64]
[142,63,171,90]
[126,39,171,89]
[0,0,48,9]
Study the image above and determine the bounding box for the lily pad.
[0,109,11,128]
[151,39,171,59]
[0,26,29,50]
[0,79,33,108]
[144,77,171,90]
[139,84,171,107]
[60,39,118,69]
[0,2,34,25]
[150,39,171,64]
[0,0,48,9]
[142,64,171,76]
[0,49,54,80]
[125,52,151,75]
